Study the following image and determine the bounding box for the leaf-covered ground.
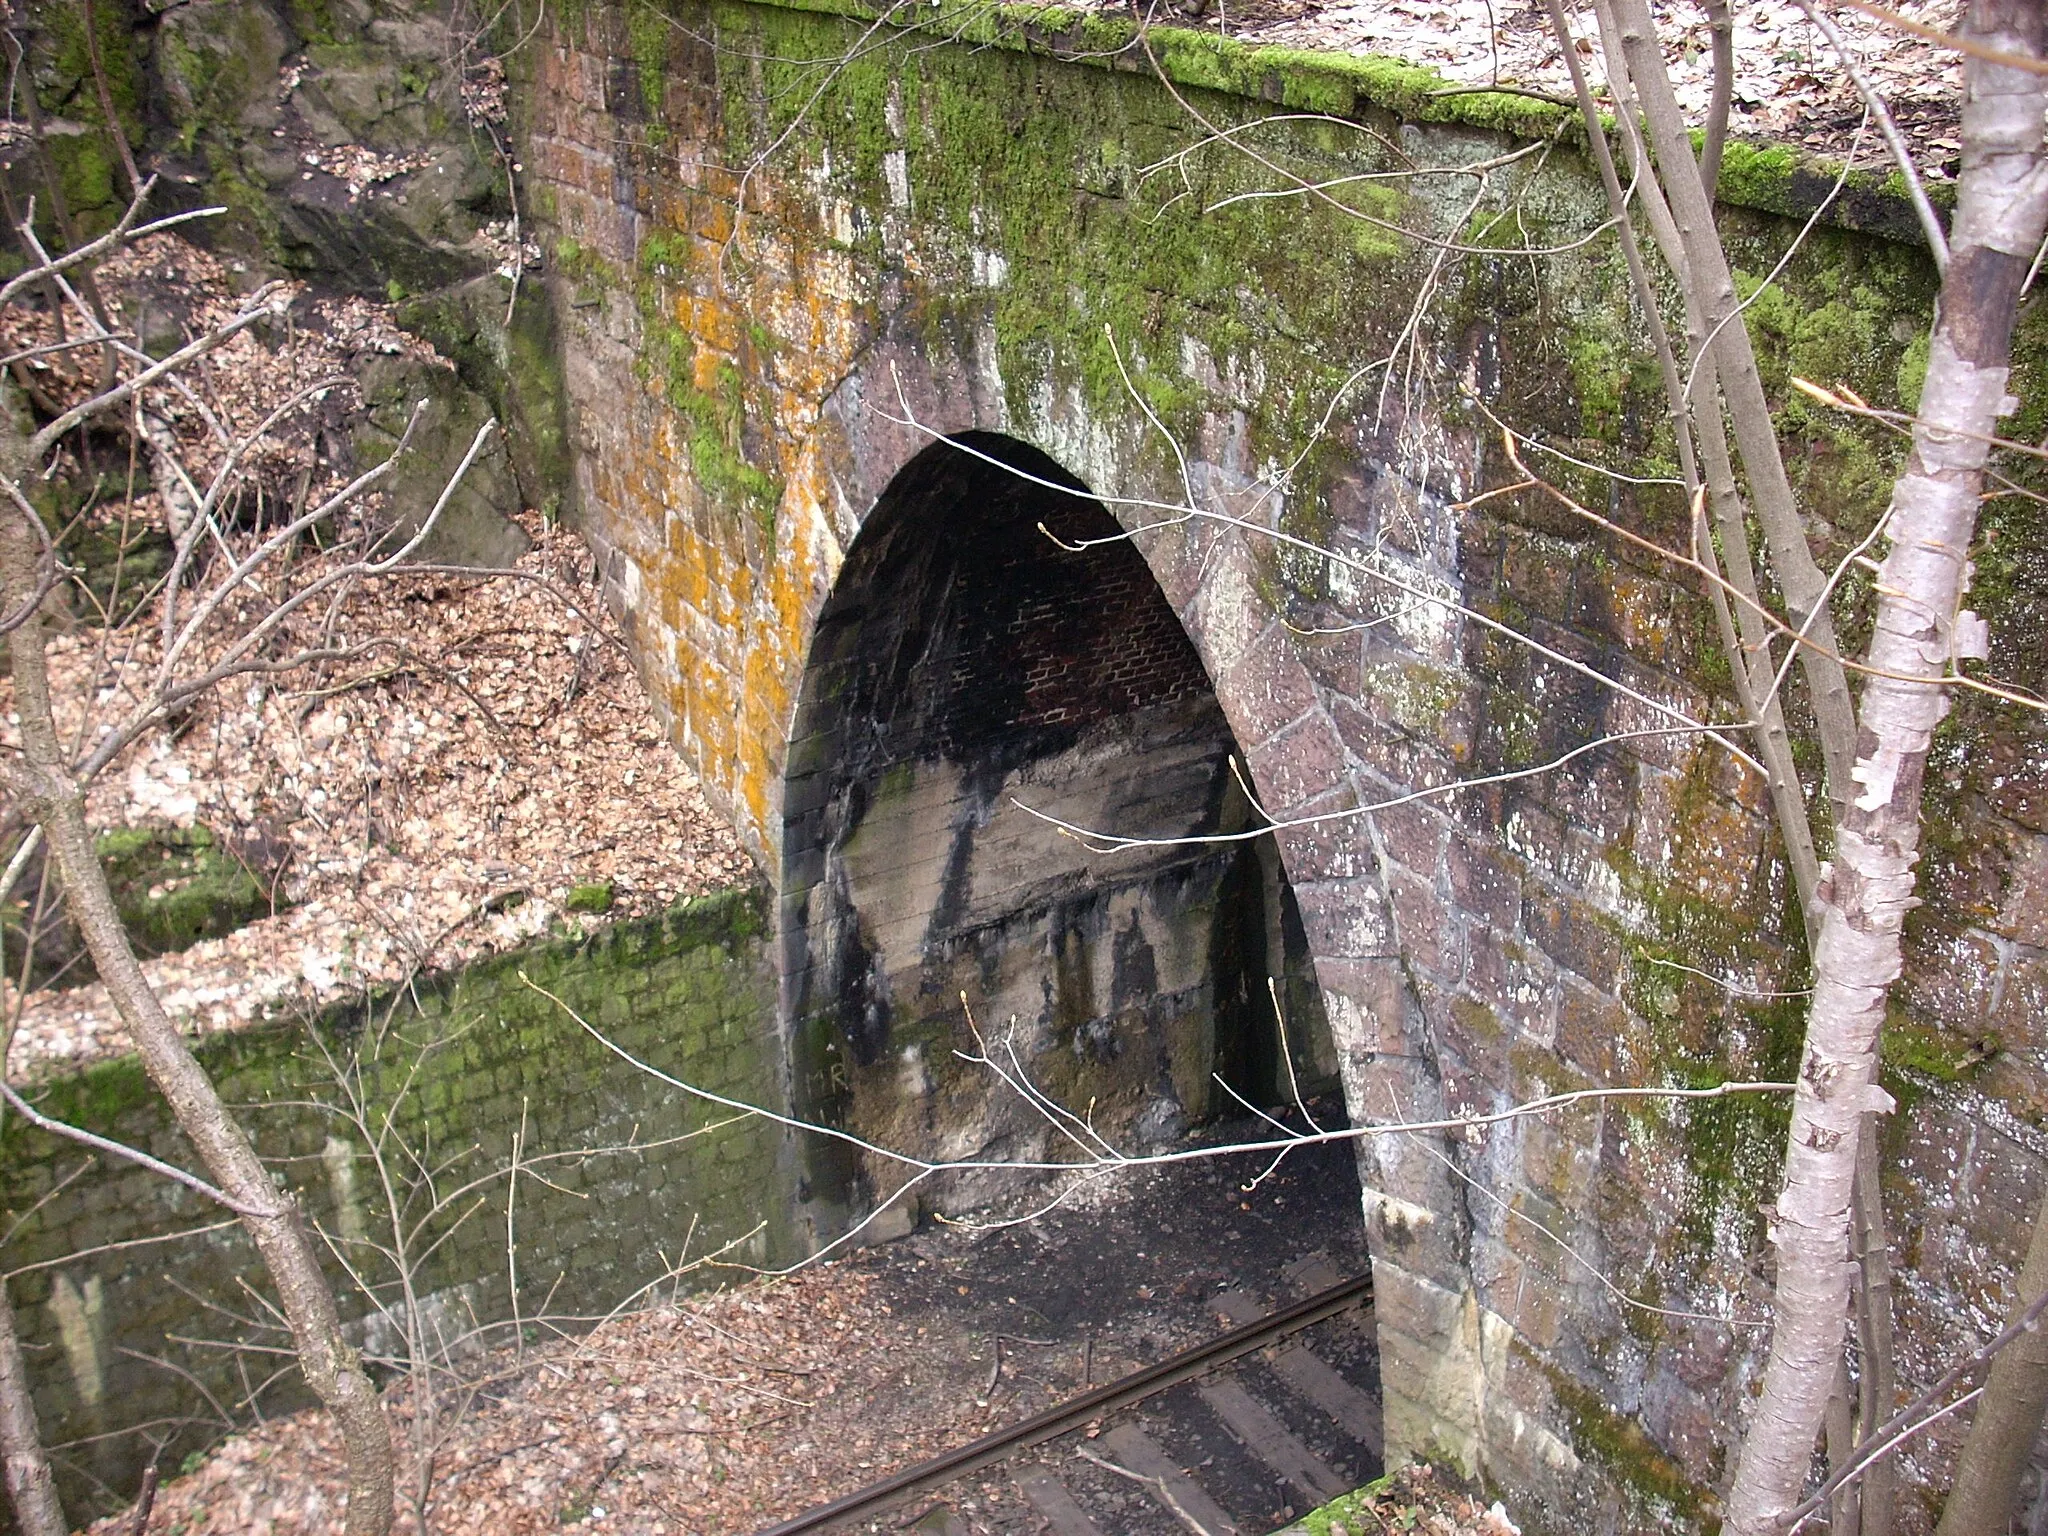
[2,235,749,1076]
[1104,0,1962,176]
[3,510,752,1074]
[83,1139,1517,1536]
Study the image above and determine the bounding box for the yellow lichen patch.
[690,294,745,355]
[544,148,881,862]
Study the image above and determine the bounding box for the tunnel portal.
[781,434,1334,1239]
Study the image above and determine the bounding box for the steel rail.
[751,1269,1374,1535]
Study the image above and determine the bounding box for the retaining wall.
[1,888,786,1525]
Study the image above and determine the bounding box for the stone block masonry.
[0,889,786,1526]
[508,0,2048,1528]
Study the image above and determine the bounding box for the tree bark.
[1854,1127,1897,1536]
[1609,0,1863,821]
[0,1276,64,1536]
[1721,1,2048,1528]
[0,516,398,1536]
[1550,0,1825,927]
[1933,1182,2048,1536]
[1826,1352,1861,1536]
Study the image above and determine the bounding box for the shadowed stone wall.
[1,890,785,1526]
[505,4,2048,1529]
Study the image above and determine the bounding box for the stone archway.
[778,432,1336,1245]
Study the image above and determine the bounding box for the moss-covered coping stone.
[0,885,789,1525]
[728,0,1942,246]
[3,824,277,991]
[96,823,276,958]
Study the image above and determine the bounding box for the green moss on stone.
[7,1051,157,1140]
[96,824,274,960]
[552,235,619,307]
[20,0,145,231]
[1605,838,1805,1260]
[713,0,1934,239]
[48,132,119,228]
[1362,656,1467,741]
[395,276,576,518]
[1484,685,1542,768]
[1709,141,1802,211]
[1896,329,1931,412]
[1284,1473,1399,1534]
[1879,1005,1998,1114]
[1,882,786,1515]
[633,240,782,535]
[1541,1360,1713,1524]
[628,0,674,120]
[565,880,617,913]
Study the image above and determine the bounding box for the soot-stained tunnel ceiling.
[782,434,1332,1232]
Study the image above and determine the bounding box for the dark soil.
[824,1099,1378,1534]
[95,1100,1380,1536]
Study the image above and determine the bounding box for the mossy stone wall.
[509,3,2048,1529]
[2,0,2039,1522]
[1,888,788,1527]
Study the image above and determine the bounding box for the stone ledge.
[697,0,1945,248]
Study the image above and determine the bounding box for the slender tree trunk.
[1934,1183,2048,1535]
[1826,1354,1861,1536]
[1547,0,1825,925]
[0,854,64,1536]
[1855,1128,1897,1536]
[1608,0,1863,820]
[0,515,398,1535]
[1722,1,2048,1528]
[78,0,140,200]
[0,1276,64,1536]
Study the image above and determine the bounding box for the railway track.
[756,1258,1384,1536]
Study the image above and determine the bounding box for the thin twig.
[1779,1284,2048,1528]
[0,1081,270,1216]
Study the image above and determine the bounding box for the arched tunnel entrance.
[781,434,1342,1241]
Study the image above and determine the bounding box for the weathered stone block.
[1448,836,1523,934]
[1556,981,1625,1082]
[1223,620,1324,742]
[1273,784,1374,885]
[1369,799,1450,883]
[1248,709,1353,817]
[1988,831,2048,947]
[1291,876,1397,959]
[1390,870,1459,981]
[1962,1123,2046,1240]
[1526,891,1622,991]
[1500,530,1580,624]
[1900,920,2004,1039]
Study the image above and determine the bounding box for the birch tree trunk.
[0,510,398,1536]
[1721,1,2048,1527]
[0,1277,64,1536]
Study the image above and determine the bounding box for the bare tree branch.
[0,1080,256,1214]
[1723,0,2048,1524]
